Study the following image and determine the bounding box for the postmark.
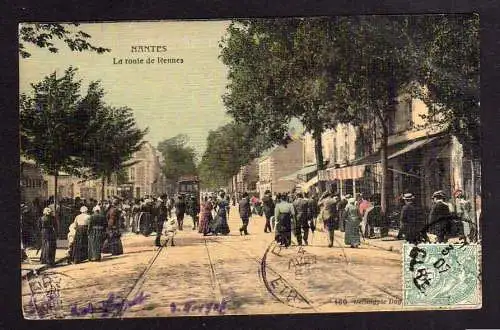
[402,242,481,307]
[23,271,75,319]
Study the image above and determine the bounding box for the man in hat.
[174,195,187,231]
[292,192,310,246]
[399,192,424,243]
[429,190,452,243]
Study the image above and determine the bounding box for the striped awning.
[319,165,365,181]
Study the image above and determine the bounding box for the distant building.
[20,158,48,204]
[125,141,164,198]
[231,159,259,194]
[256,139,304,198]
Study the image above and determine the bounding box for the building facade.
[20,159,48,204]
[256,139,304,198]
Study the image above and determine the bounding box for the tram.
[177,175,200,201]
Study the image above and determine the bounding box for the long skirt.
[88,226,105,261]
[139,212,153,236]
[344,219,361,246]
[275,213,292,247]
[40,228,56,265]
[72,226,89,263]
[212,213,230,235]
[198,212,212,235]
[103,228,123,255]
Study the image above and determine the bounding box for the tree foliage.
[198,122,265,189]
[157,135,197,183]
[19,23,111,58]
[20,67,84,176]
[21,67,147,201]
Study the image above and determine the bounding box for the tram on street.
[177,175,200,202]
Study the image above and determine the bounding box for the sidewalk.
[21,233,139,279]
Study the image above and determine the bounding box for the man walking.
[154,195,168,247]
[399,193,424,244]
[262,190,275,233]
[293,192,310,246]
[429,190,452,243]
[238,192,251,235]
[174,195,187,231]
[318,193,338,248]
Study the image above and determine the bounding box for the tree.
[157,135,197,188]
[19,23,110,58]
[198,122,264,189]
[220,18,349,191]
[80,103,148,201]
[20,67,84,228]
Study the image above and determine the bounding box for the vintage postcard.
[20,16,481,319]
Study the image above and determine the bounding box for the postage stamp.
[402,242,481,307]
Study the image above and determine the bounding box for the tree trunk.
[313,129,326,193]
[380,126,389,217]
[54,173,59,233]
[101,176,106,202]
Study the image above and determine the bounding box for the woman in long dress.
[344,198,361,248]
[39,207,57,266]
[274,193,296,247]
[72,206,90,263]
[104,200,123,255]
[88,205,106,261]
[198,196,213,236]
[212,192,230,235]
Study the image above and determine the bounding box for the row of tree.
[218,14,479,214]
[20,67,147,207]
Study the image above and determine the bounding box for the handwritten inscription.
[169,298,228,315]
[27,273,64,318]
[70,291,149,317]
[288,246,317,278]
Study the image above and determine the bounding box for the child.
[162,216,178,247]
[67,222,76,264]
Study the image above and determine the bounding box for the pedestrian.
[429,190,452,243]
[138,198,154,236]
[154,196,168,247]
[212,192,231,235]
[174,195,187,231]
[162,216,178,246]
[238,192,251,235]
[187,195,200,230]
[344,197,361,248]
[364,194,383,238]
[39,207,57,266]
[337,194,350,232]
[72,206,90,264]
[274,193,296,247]
[399,193,425,244]
[198,196,214,236]
[103,200,123,255]
[88,205,106,261]
[293,192,310,246]
[262,190,275,233]
[306,192,318,233]
[454,189,472,243]
[318,193,338,248]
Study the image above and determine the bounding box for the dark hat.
[432,190,446,199]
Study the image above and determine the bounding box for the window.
[129,167,135,181]
[333,138,337,163]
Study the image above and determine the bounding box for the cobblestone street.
[22,207,405,319]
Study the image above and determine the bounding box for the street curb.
[361,239,403,253]
[21,253,69,281]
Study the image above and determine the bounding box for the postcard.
[20,16,481,319]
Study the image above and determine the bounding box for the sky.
[19,20,233,158]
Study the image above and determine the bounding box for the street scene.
[20,16,481,319]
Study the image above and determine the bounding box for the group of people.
[37,199,124,266]
[26,185,479,266]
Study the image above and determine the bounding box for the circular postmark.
[260,241,316,310]
[22,271,76,319]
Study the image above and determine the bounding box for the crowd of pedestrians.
[22,186,479,266]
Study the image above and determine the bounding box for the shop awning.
[319,165,366,181]
[278,163,318,182]
[318,134,445,181]
[351,135,443,166]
